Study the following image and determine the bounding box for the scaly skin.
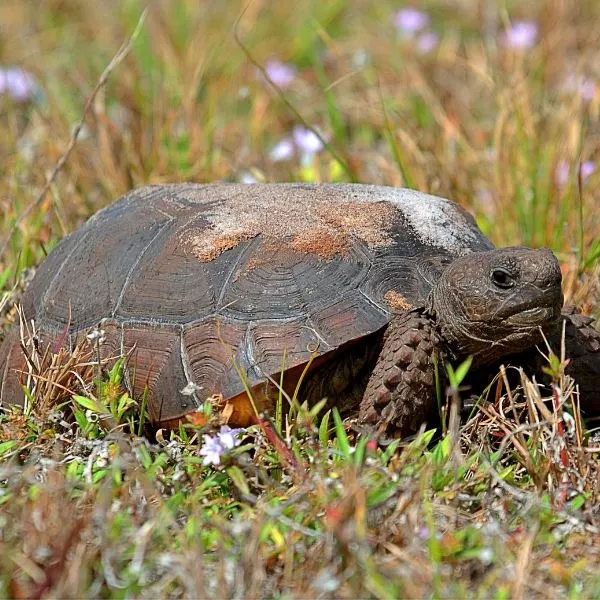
[540,306,600,414]
[357,305,600,439]
[358,311,441,437]
[357,248,567,438]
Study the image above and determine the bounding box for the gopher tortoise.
[1,183,598,436]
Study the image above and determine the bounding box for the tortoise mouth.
[502,303,561,328]
[493,283,563,328]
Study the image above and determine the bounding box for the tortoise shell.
[0,183,493,425]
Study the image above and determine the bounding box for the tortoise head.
[429,247,563,365]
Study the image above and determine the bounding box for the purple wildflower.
[268,126,326,164]
[199,435,225,466]
[392,8,430,35]
[581,161,596,179]
[217,425,244,450]
[555,160,570,188]
[501,21,538,50]
[563,75,597,103]
[416,31,439,54]
[555,159,595,188]
[292,126,324,156]
[263,59,297,89]
[269,137,295,162]
[0,66,37,101]
[579,79,597,103]
[199,426,244,466]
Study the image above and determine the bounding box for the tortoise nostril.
[546,268,562,288]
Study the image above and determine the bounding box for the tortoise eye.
[491,268,515,289]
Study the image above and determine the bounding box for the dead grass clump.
[1,314,125,447]
[461,360,600,508]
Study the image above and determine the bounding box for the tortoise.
[0,183,598,436]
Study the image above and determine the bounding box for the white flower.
[238,171,259,184]
[479,547,494,565]
[86,328,105,342]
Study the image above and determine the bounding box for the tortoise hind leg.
[359,311,440,437]
[301,333,382,415]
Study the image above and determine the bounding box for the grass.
[0,0,599,597]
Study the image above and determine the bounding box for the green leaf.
[72,395,110,415]
[0,440,18,457]
[430,435,451,465]
[226,466,250,496]
[308,398,327,418]
[410,429,436,452]
[0,268,10,291]
[137,387,150,437]
[92,469,108,484]
[380,440,401,465]
[313,55,346,144]
[367,483,398,507]
[73,407,89,431]
[583,236,600,270]
[497,464,516,482]
[22,386,35,416]
[570,494,586,511]
[332,408,351,460]
[456,454,478,479]
[117,392,135,418]
[66,460,81,480]
[108,357,125,385]
[136,444,153,470]
[353,435,368,467]
[318,410,331,447]
[447,356,473,388]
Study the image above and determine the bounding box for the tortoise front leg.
[358,311,441,437]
